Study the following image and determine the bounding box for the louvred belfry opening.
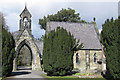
[19,5,32,32]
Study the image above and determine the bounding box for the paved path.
[7,66,46,78]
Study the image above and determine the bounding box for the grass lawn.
[47,76,79,78]
[46,76,106,80]
[0,77,2,80]
[47,78,106,80]
[42,73,106,80]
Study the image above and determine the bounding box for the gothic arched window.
[94,53,97,63]
[76,53,79,63]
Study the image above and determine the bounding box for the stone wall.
[73,50,102,73]
[13,30,42,71]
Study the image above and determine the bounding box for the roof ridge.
[47,21,95,25]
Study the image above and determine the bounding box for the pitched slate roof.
[34,40,43,55]
[12,30,23,42]
[46,21,102,50]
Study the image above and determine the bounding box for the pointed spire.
[25,2,27,9]
[20,3,32,17]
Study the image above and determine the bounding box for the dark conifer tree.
[101,17,120,79]
[43,27,82,76]
[2,25,15,77]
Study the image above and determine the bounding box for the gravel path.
[7,66,46,78]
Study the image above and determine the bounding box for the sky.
[0,0,119,38]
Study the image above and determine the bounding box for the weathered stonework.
[73,50,102,73]
[46,22,103,73]
[13,6,42,71]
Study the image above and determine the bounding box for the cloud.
[0,1,118,38]
[0,0,120,3]
[5,13,19,32]
[31,22,45,38]
[99,28,102,34]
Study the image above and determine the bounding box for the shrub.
[101,17,120,79]
[2,27,15,77]
[43,27,82,76]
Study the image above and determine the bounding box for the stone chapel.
[12,6,106,73]
[46,22,106,73]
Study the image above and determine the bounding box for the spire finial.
[25,2,27,8]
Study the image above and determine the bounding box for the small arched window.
[94,53,97,63]
[76,53,79,63]
[23,17,28,28]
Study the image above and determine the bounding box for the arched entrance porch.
[13,39,42,71]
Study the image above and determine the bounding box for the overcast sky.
[0,0,119,38]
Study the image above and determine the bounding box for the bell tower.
[19,5,32,32]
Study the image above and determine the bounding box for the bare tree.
[0,12,9,31]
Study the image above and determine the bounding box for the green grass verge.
[47,76,78,78]
[47,78,106,80]
[75,73,94,76]
[46,76,106,80]
[43,73,106,80]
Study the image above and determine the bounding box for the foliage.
[47,76,78,78]
[2,26,15,77]
[39,8,87,30]
[38,35,44,41]
[101,17,120,79]
[75,73,81,76]
[75,73,94,76]
[17,45,32,66]
[93,17,96,22]
[0,13,2,77]
[43,27,82,76]
[17,56,21,66]
[47,77,106,80]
